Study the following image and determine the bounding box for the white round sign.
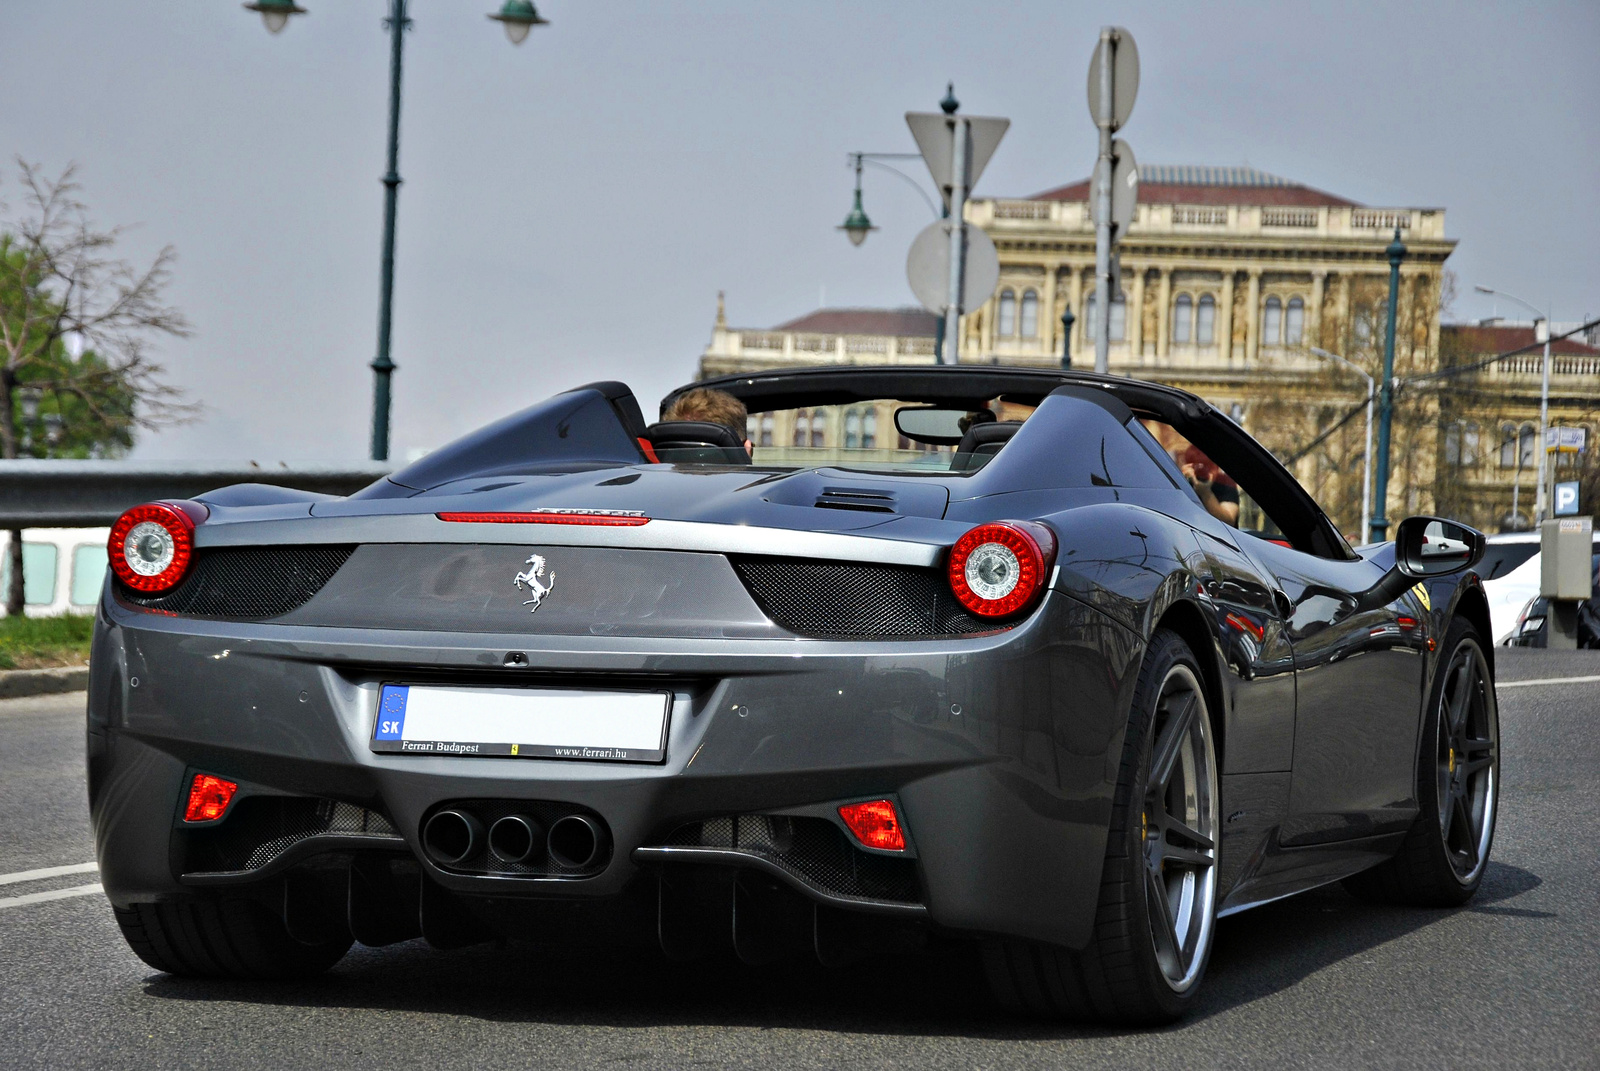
[905,221,1001,316]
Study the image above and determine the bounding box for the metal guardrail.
[0,461,394,528]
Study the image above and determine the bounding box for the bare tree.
[1,160,195,616]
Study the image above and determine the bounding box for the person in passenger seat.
[662,388,754,458]
[1141,420,1240,527]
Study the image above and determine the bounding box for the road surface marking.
[0,883,103,911]
[1497,674,1600,690]
[0,862,98,887]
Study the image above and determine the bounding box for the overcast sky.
[3,0,1596,462]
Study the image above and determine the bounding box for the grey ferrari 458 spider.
[89,365,1498,1023]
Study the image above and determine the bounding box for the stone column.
[1041,264,1058,357]
[1245,268,1262,363]
[1128,265,1146,360]
[980,293,996,356]
[1336,274,1352,353]
[1218,272,1235,363]
[1067,266,1085,352]
[1156,267,1172,359]
[1309,270,1327,350]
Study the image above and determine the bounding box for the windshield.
[741,400,1035,473]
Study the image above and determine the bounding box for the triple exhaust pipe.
[421,808,608,871]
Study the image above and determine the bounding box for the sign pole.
[1534,316,1552,521]
[943,117,968,366]
[1093,28,1115,375]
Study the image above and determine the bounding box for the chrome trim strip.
[194,515,945,567]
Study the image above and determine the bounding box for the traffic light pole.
[1092,27,1115,375]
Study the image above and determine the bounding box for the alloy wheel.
[1436,639,1498,883]
[1142,664,1219,992]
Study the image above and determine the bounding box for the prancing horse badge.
[513,553,556,613]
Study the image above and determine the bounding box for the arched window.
[1462,423,1480,467]
[1263,296,1282,345]
[792,411,810,448]
[862,409,877,449]
[1020,290,1039,338]
[1286,297,1305,345]
[997,290,1016,336]
[1498,423,1517,468]
[811,412,825,448]
[1518,424,1537,468]
[1173,294,1193,343]
[844,409,862,449]
[1197,294,1216,344]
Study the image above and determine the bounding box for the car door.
[1239,531,1426,846]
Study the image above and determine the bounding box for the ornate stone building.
[699,166,1598,534]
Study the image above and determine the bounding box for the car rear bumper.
[87,588,1139,950]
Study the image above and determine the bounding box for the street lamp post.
[1310,347,1374,541]
[245,0,547,461]
[1369,227,1406,543]
[1475,284,1552,522]
[1061,309,1075,368]
[837,145,942,355]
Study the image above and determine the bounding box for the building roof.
[1032,164,1359,208]
[772,307,939,337]
[1442,323,1600,357]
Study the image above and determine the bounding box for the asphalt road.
[2,649,1597,1070]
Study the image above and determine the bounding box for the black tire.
[1343,617,1498,907]
[113,897,352,980]
[983,628,1220,1024]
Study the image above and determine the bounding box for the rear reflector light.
[183,774,238,823]
[837,799,907,852]
[108,501,204,593]
[947,520,1057,619]
[436,510,650,526]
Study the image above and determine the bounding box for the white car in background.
[0,528,110,617]
[1481,530,1600,644]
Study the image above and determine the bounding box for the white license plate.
[370,684,670,763]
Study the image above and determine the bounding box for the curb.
[0,666,90,700]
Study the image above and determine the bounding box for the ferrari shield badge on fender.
[513,553,556,613]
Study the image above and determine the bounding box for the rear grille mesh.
[730,555,999,638]
[182,797,400,876]
[662,815,920,904]
[118,545,355,619]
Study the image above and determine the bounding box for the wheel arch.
[1151,598,1228,770]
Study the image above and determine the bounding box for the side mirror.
[1353,516,1486,612]
[1395,516,1486,578]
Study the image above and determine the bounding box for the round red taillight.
[947,521,1057,619]
[107,502,201,593]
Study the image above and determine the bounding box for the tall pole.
[942,117,968,366]
[1369,227,1406,543]
[1534,317,1552,521]
[371,0,410,462]
[1093,27,1115,375]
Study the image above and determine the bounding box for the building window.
[1286,297,1305,345]
[1262,296,1282,346]
[1020,290,1039,338]
[759,413,773,447]
[862,409,877,449]
[1173,294,1192,343]
[1445,422,1480,467]
[844,409,861,449]
[1519,424,1537,468]
[1197,294,1216,344]
[1086,291,1126,340]
[1498,423,1517,468]
[792,411,810,448]
[997,290,1016,336]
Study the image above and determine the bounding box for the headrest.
[956,420,1023,456]
[641,420,749,464]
